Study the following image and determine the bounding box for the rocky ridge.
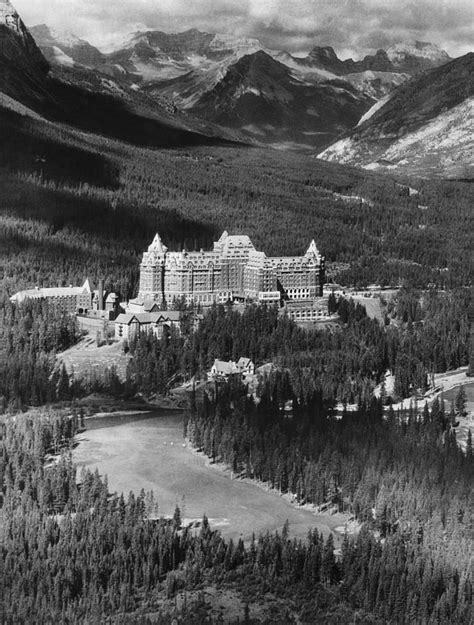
[318,53,474,178]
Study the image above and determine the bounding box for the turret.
[148,233,168,254]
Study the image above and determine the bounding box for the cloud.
[13,0,473,58]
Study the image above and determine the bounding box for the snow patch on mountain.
[387,41,450,65]
[318,137,357,163]
[47,28,83,48]
[346,70,410,100]
[271,53,339,81]
[357,94,391,126]
[0,0,18,24]
[51,45,74,67]
[320,97,474,177]
[382,98,473,162]
[209,33,262,54]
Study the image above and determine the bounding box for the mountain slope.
[0,0,50,107]
[29,23,455,144]
[30,24,104,67]
[294,41,451,99]
[192,51,374,149]
[319,53,474,178]
[0,2,243,152]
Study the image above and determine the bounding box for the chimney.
[98,279,105,311]
[319,257,326,297]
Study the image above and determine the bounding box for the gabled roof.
[212,360,238,375]
[237,357,253,368]
[305,240,321,258]
[143,301,160,312]
[82,278,94,293]
[115,313,139,325]
[161,311,181,322]
[116,311,181,326]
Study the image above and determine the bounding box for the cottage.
[209,357,255,380]
[209,360,239,380]
[236,357,255,376]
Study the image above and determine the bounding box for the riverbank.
[74,411,354,544]
[187,442,359,543]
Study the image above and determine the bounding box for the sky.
[14,0,473,58]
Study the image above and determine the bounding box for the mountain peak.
[30,24,83,47]
[234,49,289,75]
[0,0,49,74]
[30,23,104,68]
[0,0,21,33]
[0,0,50,108]
[386,40,451,69]
[309,46,339,61]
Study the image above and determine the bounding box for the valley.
[1,1,473,623]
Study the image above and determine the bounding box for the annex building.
[132,231,325,307]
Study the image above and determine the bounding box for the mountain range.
[29,24,456,151]
[1,0,472,178]
[0,0,243,157]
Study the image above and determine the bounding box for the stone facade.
[135,231,325,306]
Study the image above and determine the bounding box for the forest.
[0,288,469,411]
[1,111,473,303]
[127,291,469,406]
[1,102,473,623]
[1,384,472,623]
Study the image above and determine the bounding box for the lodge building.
[133,231,325,307]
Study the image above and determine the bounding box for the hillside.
[319,53,474,178]
[0,0,50,108]
[0,2,241,150]
[30,24,105,67]
[153,50,374,150]
[0,1,471,297]
[30,24,456,148]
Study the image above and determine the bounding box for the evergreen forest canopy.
[1,86,473,623]
[1,380,472,622]
[0,290,470,411]
[1,106,473,303]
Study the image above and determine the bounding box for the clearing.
[58,337,130,381]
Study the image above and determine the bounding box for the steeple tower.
[148,233,168,254]
[305,239,321,260]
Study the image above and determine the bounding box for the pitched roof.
[147,233,168,254]
[10,285,90,303]
[161,311,181,322]
[212,360,238,375]
[237,357,253,368]
[143,301,160,312]
[82,278,94,293]
[115,313,139,325]
[116,311,181,326]
[305,239,321,258]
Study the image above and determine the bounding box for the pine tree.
[455,386,467,418]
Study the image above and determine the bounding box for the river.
[74,411,350,544]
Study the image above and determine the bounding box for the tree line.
[127,291,469,405]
